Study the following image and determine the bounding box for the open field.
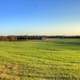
[0,39,80,80]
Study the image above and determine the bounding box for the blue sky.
[0,0,80,35]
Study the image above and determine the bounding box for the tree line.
[0,35,80,41]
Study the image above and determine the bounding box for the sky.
[0,0,80,35]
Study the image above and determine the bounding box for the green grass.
[0,39,80,80]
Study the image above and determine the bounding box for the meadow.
[0,39,80,80]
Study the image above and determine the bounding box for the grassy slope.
[0,39,80,80]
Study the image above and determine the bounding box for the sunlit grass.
[0,39,80,80]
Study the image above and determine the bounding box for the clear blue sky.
[0,0,80,35]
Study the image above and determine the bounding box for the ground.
[0,39,80,80]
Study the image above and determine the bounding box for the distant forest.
[0,35,80,41]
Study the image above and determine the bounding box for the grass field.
[0,39,80,80]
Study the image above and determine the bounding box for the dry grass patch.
[0,63,22,80]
